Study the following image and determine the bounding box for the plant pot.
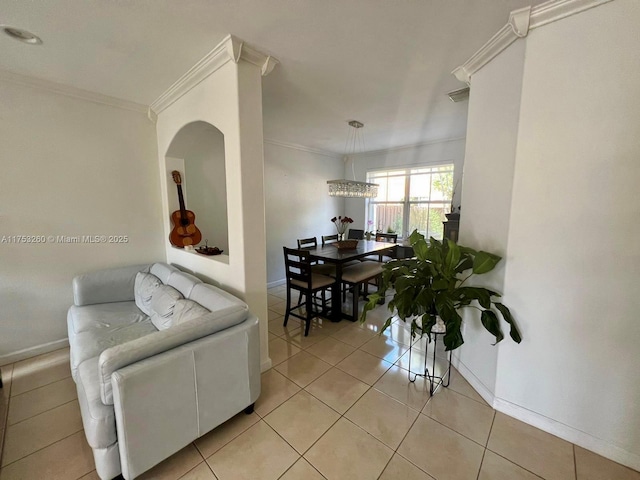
[431,316,446,334]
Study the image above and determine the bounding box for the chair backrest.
[297,237,317,249]
[283,247,312,289]
[347,229,364,240]
[321,234,338,245]
[376,232,398,243]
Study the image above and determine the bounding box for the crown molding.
[264,139,342,159]
[0,68,149,115]
[347,136,467,159]
[150,34,278,116]
[452,0,613,85]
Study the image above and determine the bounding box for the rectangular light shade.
[327,179,379,198]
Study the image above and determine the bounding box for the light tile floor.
[0,286,639,479]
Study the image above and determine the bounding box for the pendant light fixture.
[327,120,379,198]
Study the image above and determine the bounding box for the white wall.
[456,40,526,398]
[344,137,467,236]
[264,143,344,285]
[462,0,640,469]
[0,79,164,363]
[155,58,270,370]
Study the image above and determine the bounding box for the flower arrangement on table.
[331,216,354,239]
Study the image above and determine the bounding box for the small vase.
[337,233,345,241]
[365,232,372,241]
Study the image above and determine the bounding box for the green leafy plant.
[361,230,522,351]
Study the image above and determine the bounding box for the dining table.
[301,240,397,322]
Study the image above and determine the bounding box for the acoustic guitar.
[169,170,202,248]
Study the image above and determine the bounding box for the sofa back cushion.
[134,272,162,316]
[167,271,202,298]
[149,263,180,284]
[173,299,210,326]
[149,285,184,330]
[188,283,247,313]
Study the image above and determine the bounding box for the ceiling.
[0,0,545,154]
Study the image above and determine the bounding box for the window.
[366,164,454,240]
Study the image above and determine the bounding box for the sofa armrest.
[111,315,260,479]
[73,264,151,306]
[98,306,250,404]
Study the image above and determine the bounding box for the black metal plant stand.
[407,330,452,395]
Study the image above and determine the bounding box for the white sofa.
[67,262,261,479]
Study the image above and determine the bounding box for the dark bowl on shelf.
[196,246,223,256]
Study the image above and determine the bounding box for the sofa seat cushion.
[70,318,157,380]
[68,301,148,338]
[76,356,117,449]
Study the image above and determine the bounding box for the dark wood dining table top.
[302,240,397,263]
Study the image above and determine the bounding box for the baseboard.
[451,354,496,406]
[260,357,273,372]
[267,279,286,289]
[494,397,640,472]
[452,354,640,472]
[0,338,69,366]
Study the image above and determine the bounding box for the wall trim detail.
[0,68,149,115]
[266,278,286,289]
[452,0,613,84]
[493,397,640,472]
[0,338,70,366]
[150,34,279,116]
[348,136,467,159]
[454,354,640,472]
[264,139,342,159]
[260,358,273,372]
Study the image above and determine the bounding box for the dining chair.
[321,234,339,245]
[283,247,336,336]
[347,229,364,240]
[297,237,317,249]
[375,232,398,243]
[340,261,384,321]
[297,236,335,275]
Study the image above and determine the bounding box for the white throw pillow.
[134,272,161,315]
[149,285,184,330]
[172,299,210,326]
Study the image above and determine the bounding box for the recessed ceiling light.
[2,26,42,45]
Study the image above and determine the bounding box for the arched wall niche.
[153,36,276,373]
[165,120,229,255]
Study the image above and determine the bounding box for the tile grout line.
[10,372,73,398]
[475,412,496,480]
[7,388,78,427]
[270,307,485,479]
[274,347,433,479]
[0,428,84,470]
[5,398,78,428]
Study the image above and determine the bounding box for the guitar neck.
[176,185,187,220]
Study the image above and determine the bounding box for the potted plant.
[361,230,521,351]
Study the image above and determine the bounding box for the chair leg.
[283,286,291,326]
[304,289,313,336]
[351,282,361,321]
